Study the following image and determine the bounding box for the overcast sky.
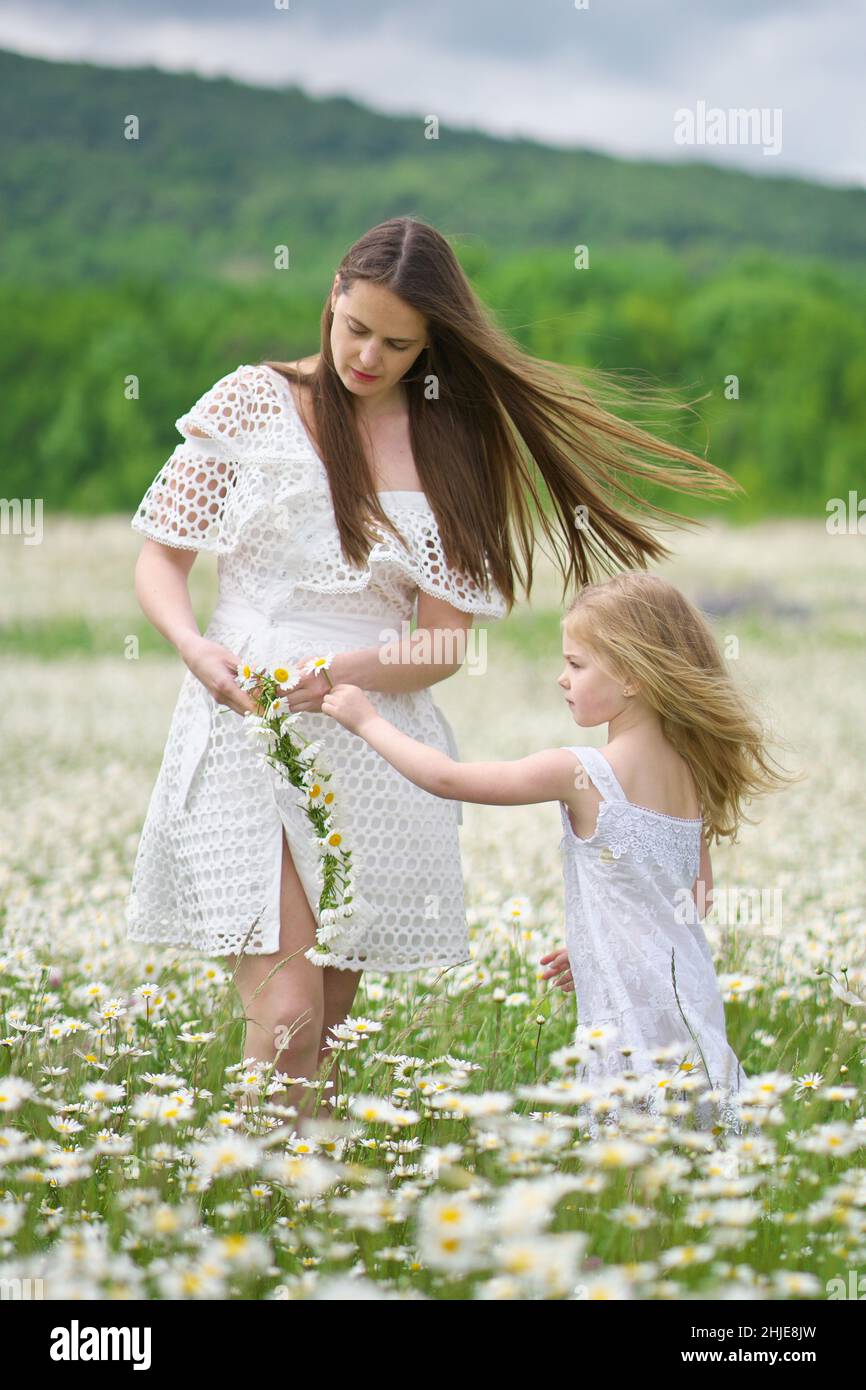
[2,0,862,186]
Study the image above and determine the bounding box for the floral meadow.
[0,516,864,1302]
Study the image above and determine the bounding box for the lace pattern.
[131,363,510,620]
[126,363,504,965]
[585,801,702,881]
[558,745,747,1133]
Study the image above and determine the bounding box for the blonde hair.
[562,571,804,846]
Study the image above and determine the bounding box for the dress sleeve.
[375,504,511,622]
[130,364,253,552]
[416,544,510,623]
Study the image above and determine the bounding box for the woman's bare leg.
[226,830,327,1116]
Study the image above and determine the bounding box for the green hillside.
[1,48,864,519]
[2,48,865,284]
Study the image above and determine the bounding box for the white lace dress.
[125,362,508,969]
[559,745,746,1133]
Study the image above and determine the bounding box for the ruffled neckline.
[259,364,435,516]
[149,361,510,620]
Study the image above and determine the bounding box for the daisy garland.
[224,653,358,966]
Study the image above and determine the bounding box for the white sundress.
[559,745,746,1133]
[125,361,508,969]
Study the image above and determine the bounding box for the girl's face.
[329,277,429,400]
[557,632,630,727]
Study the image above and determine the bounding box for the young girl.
[320,570,797,1135]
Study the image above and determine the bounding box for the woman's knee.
[272,1006,323,1056]
[245,979,325,1053]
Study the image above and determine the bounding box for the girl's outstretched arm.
[322,682,580,808]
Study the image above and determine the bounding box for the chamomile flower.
[416,1192,487,1273]
[235,659,263,691]
[243,713,275,742]
[271,664,303,689]
[350,1095,419,1126]
[581,1138,647,1170]
[658,1243,715,1269]
[819,1084,858,1103]
[342,1016,384,1037]
[81,1081,126,1104]
[795,1072,824,1093]
[317,830,345,856]
[0,1200,25,1236]
[189,1134,264,1180]
[771,1270,822,1296]
[574,1022,620,1052]
[797,1123,861,1157]
[717,973,759,1001]
[305,654,334,678]
[740,1071,795,1105]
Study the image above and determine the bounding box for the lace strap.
[560,745,627,803]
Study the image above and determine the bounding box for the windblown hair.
[262,216,744,612]
[562,572,804,845]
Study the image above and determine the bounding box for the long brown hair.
[262,216,743,613]
[563,572,804,845]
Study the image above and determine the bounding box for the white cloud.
[0,0,860,185]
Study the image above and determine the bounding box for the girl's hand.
[180,634,259,717]
[321,682,378,735]
[538,948,574,993]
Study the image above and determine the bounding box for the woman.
[126,215,739,1114]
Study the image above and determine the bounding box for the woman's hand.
[321,682,379,736]
[538,948,574,993]
[274,663,334,714]
[179,634,260,716]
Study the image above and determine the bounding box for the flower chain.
[226,653,358,966]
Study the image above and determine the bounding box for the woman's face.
[329,278,429,400]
